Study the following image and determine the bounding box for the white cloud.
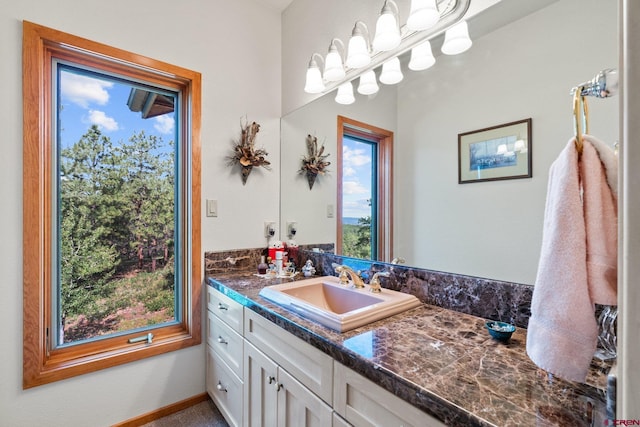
[87,110,119,131]
[61,72,112,108]
[343,145,371,169]
[343,180,368,195]
[154,115,175,134]
[343,166,356,177]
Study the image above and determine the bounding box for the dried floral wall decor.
[299,134,330,189]
[227,118,270,185]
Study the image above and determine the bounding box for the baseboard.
[112,393,210,427]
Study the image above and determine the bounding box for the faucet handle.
[369,271,391,293]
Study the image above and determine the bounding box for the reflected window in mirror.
[337,116,393,261]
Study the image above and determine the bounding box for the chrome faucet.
[369,271,390,293]
[332,264,366,289]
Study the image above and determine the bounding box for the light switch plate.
[206,199,218,217]
[327,204,334,218]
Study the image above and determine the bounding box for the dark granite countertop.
[206,273,609,427]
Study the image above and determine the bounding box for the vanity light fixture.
[379,57,404,85]
[408,40,436,71]
[335,81,356,104]
[324,38,346,81]
[406,0,440,31]
[346,21,372,69]
[357,70,380,95]
[441,20,472,55]
[372,0,401,52]
[304,53,325,94]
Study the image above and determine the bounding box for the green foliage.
[59,125,176,334]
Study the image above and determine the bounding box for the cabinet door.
[333,363,445,427]
[244,309,333,403]
[207,346,243,427]
[277,368,333,427]
[244,341,278,427]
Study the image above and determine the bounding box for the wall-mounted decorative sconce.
[346,21,371,69]
[335,81,356,104]
[304,53,325,93]
[407,0,440,31]
[373,0,401,52]
[324,38,346,81]
[441,20,472,55]
[408,39,436,71]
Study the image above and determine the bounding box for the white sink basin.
[258,276,421,332]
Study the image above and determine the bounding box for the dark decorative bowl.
[485,321,516,342]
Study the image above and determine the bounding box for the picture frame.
[458,118,532,184]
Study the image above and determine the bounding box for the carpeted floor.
[140,399,229,427]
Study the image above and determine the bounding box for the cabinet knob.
[217,336,228,345]
[216,381,227,393]
[276,383,283,392]
[218,302,228,311]
[268,376,276,384]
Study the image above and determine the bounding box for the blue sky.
[58,69,175,150]
[342,136,373,219]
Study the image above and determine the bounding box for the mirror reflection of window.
[55,66,179,346]
[341,135,377,260]
[337,116,393,262]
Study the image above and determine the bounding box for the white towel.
[526,136,617,383]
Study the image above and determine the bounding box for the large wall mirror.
[280,0,618,285]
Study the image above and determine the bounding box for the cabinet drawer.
[333,363,446,427]
[207,346,243,427]
[207,286,243,334]
[207,311,244,378]
[244,309,333,404]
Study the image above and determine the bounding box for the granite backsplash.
[204,244,532,328]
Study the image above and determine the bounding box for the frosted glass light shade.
[346,34,370,68]
[357,70,379,95]
[407,0,439,31]
[379,57,403,85]
[442,20,472,55]
[372,2,401,52]
[408,40,436,71]
[304,63,324,94]
[335,82,355,104]
[324,45,345,81]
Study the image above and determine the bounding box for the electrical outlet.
[264,221,276,238]
[287,221,297,238]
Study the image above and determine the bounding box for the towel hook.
[573,86,589,154]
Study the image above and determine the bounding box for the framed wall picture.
[458,118,532,184]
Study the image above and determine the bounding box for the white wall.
[0,0,281,425]
[396,0,618,284]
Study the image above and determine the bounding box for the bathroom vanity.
[205,271,608,426]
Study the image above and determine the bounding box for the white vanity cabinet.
[206,287,244,427]
[244,340,332,427]
[244,309,333,427]
[333,363,446,427]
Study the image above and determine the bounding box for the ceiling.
[255,0,294,12]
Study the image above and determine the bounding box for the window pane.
[56,66,179,346]
[341,136,377,259]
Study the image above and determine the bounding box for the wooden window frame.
[336,115,393,262]
[22,21,202,389]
